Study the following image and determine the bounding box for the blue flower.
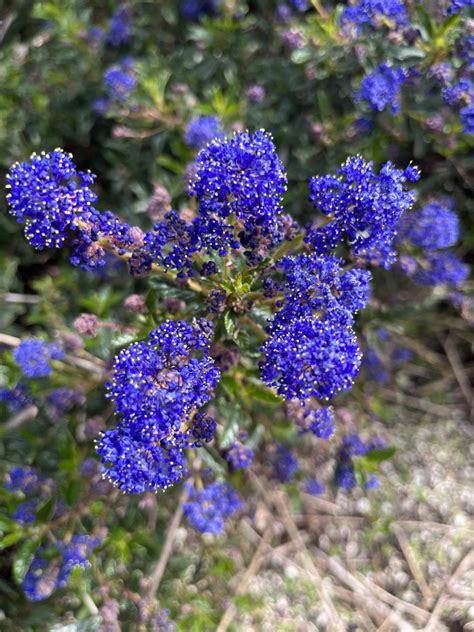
[342,0,408,29]
[23,536,100,601]
[226,443,254,469]
[261,316,362,401]
[104,58,136,102]
[0,383,32,412]
[180,0,221,21]
[107,6,132,46]
[398,200,460,250]
[447,0,474,15]
[460,104,474,134]
[185,116,224,149]
[356,64,406,114]
[306,155,419,268]
[14,339,63,379]
[189,130,288,261]
[183,481,241,534]
[303,479,325,495]
[272,444,298,482]
[442,79,473,106]
[6,149,98,251]
[414,251,469,287]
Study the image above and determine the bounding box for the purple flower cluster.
[306,155,419,268]
[180,0,221,21]
[46,387,85,420]
[414,251,469,287]
[303,479,325,495]
[183,481,242,534]
[356,64,406,115]
[226,442,254,469]
[96,319,220,493]
[23,535,101,601]
[14,338,64,379]
[447,0,474,15]
[185,116,224,149]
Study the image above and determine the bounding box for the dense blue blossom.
[414,251,469,287]
[303,479,325,495]
[268,254,371,334]
[96,425,188,493]
[188,130,287,261]
[447,0,474,14]
[397,200,460,250]
[107,6,132,46]
[180,0,221,21]
[460,105,474,133]
[226,442,254,469]
[96,320,220,493]
[47,387,85,420]
[23,536,100,601]
[183,481,241,534]
[14,339,63,379]
[6,466,43,494]
[260,316,362,401]
[306,155,419,268]
[6,149,98,251]
[356,64,406,114]
[0,383,31,412]
[342,0,408,29]
[7,466,54,525]
[185,116,224,149]
[272,444,298,482]
[104,58,136,102]
[442,79,473,106]
[335,433,385,490]
[305,407,335,439]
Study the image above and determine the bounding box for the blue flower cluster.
[23,535,101,601]
[261,253,371,402]
[183,481,242,534]
[363,329,412,384]
[6,466,53,525]
[397,200,460,250]
[306,155,419,268]
[356,64,406,115]
[335,434,385,490]
[107,6,132,46]
[0,383,31,412]
[226,442,254,469]
[185,116,224,149]
[342,0,408,29]
[180,0,221,21]
[447,0,474,15]
[272,444,298,482]
[47,387,85,420]
[104,57,136,102]
[6,149,135,270]
[302,479,325,496]
[188,130,288,261]
[96,319,220,493]
[442,79,474,133]
[14,338,64,379]
[397,198,469,288]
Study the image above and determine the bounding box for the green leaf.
[0,532,23,550]
[245,383,282,406]
[363,447,396,463]
[13,538,40,585]
[223,311,236,340]
[35,496,56,524]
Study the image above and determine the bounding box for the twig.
[0,292,40,304]
[216,527,272,632]
[272,490,347,632]
[0,332,21,347]
[146,488,187,599]
[2,405,39,432]
[392,524,433,606]
[443,335,473,415]
[422,550,474,631]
